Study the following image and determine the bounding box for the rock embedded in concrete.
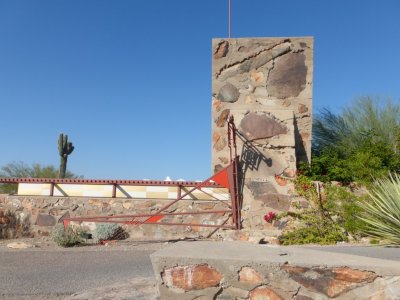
[213,137,227,152]
[162,264,222,291]
[267,52,307,99]
[214,41,229,59]
[298,103,308,114]
[35,214,56,226]
[249,285,284,300]
[214,164,223,174]
[281,264,378,298]
[246,181,291,211]
[238,267,264,285]
[218,83,240,103]
[217,286,249,299]
[216,109,230,127]
[239,113,287,140]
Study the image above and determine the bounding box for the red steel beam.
[0,177,221,187]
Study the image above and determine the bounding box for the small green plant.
[358,173,400,245]
[279,209,348,245]
[51,224,85,247]
[280,179,366,245]
[92,223,124,243]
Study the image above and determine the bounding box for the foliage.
[279,210,348,245]
[0,161,80,194]
[279,179,366,245]
[293,175,319,205]
[300,140,400,184]
[92,223,125,243]
[313,96,400,154]
[58,133,74,178]
[358,173,400,244]
[51,224,85,247]
[307,97,400,184]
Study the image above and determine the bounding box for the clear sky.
[0,0,399,180]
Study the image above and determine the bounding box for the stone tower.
[211,37,313,238]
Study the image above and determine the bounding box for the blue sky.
[0,0,399,180]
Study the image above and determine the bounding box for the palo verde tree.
[58,133,74,178]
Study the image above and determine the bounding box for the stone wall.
[212,37,313,237]
[151,241,400,300]
[0,194,231,240]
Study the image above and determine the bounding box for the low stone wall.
[151,241,400,299]
[0,195,232,240]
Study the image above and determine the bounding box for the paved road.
[0,247,156,299]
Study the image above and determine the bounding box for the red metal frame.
[0,117,242,231]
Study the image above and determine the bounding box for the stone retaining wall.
[0,194,231,240]
[151,241,400,300]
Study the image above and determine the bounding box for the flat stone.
[274,175,287,186]
[35,214,56,226]
[214,41,229,59]
[298,104,308,114]
[281,264,378,298]
[213,99,222,112]
[217,286,249,299]
[218,83,240,103]
[239,266,264,285]
[122,201,133,210]
[213,137,227,152]
[249,285,284,300]
[214,164,223,174]
[246,181,290,211]
[250,71,265,86]
[218,157,229,164]
[267,52,307,99]
[162,264,222,291]
[256,194,290,211]
[216,109,230,127]
[239,113,287,140]
[246,181,278,197]
[7,242,34,249]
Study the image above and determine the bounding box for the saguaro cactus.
[58,133,74,178]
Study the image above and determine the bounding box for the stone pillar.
[211,37,313,237]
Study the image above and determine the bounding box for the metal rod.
[50,183,54,197]
[64,210,233,221]
[68,219,235,229]
[228,0,231,38]
[112,184,117,198]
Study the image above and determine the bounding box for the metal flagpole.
[228,0,231,38]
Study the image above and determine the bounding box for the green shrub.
[307,97,400,185]
[279,209,348,245]
[358,173,400,245]
[280,180,366,245]
[51,224,85,247]
[92,223,124,243]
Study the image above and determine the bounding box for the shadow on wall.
[294,117,309,164]
[236,130,273,199]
